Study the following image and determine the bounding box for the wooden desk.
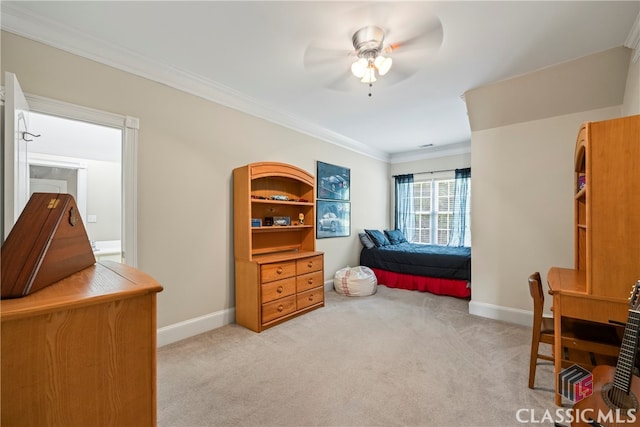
[547,266,628,406]
[1,261,163,426]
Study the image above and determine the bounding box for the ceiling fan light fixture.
[374,55,392,76]
[360,67,377,83]
[350,26,394,89]
[351,58,368,78]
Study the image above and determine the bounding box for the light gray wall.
[84,158,121,242]
[464,46,637,322]
[622,55,640,116]
[1,31,388,328]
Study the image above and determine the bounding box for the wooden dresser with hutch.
[234,162,324,332]
[548,114,640,405]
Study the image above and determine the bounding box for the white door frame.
[25,94,139,267]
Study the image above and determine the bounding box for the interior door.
[3,72,30,240]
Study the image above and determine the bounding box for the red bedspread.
[371,268,471,298]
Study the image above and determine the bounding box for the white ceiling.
[2,1,639,162]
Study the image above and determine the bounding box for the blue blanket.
[360,243,471,281]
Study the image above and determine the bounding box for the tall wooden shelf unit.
[234,162,324,332]
[573,114,640,297]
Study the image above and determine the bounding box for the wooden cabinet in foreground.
[0,261,163,426]
[234,162,324,332]
[573,114,640,297]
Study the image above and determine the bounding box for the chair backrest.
[528,272,544,326]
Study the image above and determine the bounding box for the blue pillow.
[365,229,390,247]
[358,232,376,249]
[385,229,408,245]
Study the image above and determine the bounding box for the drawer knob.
[276,267,283,274]
[277,286,284,294]
[307,278,313,285]
[277,305,284,312]
[308,294,314,301]
[307,262,313,268]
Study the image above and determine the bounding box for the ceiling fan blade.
[380,62,418,87]
[303,43,353,69]
[386,18,443,55]
[325,70,357,92]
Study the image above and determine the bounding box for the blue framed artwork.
[317,200,350,239]
[317,161,350,201]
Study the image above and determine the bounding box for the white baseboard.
[157,295,531,347]
[158,287,334,347]
[468,300,532,327]
[157,308,235,347]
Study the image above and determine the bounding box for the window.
[395,168,471,247]
[410,177,455,245]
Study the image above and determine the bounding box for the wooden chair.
[528,272,622,389]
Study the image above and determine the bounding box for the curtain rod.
[392,168,456,177]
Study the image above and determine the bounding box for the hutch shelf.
[233,162,324,332]
[572,114,640,297]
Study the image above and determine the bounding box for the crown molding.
[389,141,471,164]
[625,11,640,63]
[0,3,390,162]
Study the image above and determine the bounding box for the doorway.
[3,72,140,266]
[28,111,123,262]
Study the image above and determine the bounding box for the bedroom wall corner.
[469,106,622,319]
[622,53,640,116]
[468,300,531,327]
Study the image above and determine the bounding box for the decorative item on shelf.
[273,216,291,226]
[270,195,289,201]
[251,218,262,227]
[251,195,267,200]
[299,213,305,225]
[264,217,274,226]
[578,175,586,191]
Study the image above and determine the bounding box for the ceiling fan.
[303,16,444,96]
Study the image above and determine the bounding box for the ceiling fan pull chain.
[368,83,372,97]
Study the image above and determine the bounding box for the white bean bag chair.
[334,266,377,296]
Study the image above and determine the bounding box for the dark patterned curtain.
[448,168,471,247]
[394,174,415,242]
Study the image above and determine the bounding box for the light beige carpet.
[157,285,559,426]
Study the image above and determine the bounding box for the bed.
[358,229,471,298]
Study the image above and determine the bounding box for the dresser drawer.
[262,277,296,303]
[262,295,296,323]
[297,288,324,310]
[296,271,323,293]
[261,261,296,283]
[296,255,323,274]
